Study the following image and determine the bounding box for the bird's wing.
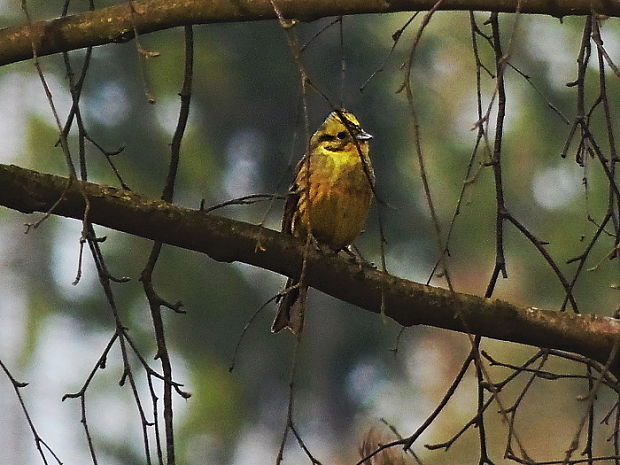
[272,155,308,334]
[281,154,307,235]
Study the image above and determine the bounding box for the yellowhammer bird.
[271,109,374,334]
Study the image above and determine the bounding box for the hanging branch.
[137,25,194,465]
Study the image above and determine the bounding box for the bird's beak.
[355,129,373,141]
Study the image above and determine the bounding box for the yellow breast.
[293,147,374,250]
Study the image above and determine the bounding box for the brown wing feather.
[281,184,299,234]
[271,156,307,334]
[281,154,308,235]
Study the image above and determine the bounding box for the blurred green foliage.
[0,4,618,464]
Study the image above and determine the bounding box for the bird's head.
[310,109,372,154]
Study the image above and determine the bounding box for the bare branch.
[1,0,620,67]
[1,162,620,374]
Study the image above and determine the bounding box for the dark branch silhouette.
[1,162,619,374]
[1,0,619,67]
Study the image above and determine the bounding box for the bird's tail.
[271,277,306,335]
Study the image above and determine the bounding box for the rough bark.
[1,0,618,66]
[1,162,619,372]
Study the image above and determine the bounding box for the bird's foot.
[342,246,376,271]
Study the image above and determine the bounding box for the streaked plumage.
[272,109,374,334]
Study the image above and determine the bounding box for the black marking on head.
[318,133,336,143]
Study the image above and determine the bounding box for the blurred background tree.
[0,1,618,465]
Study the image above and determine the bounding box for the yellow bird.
[272,109,374,334]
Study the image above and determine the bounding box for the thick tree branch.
[1,162,619,372]
[1,0,619,67]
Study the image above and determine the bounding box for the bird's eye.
[336,131,347,139]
